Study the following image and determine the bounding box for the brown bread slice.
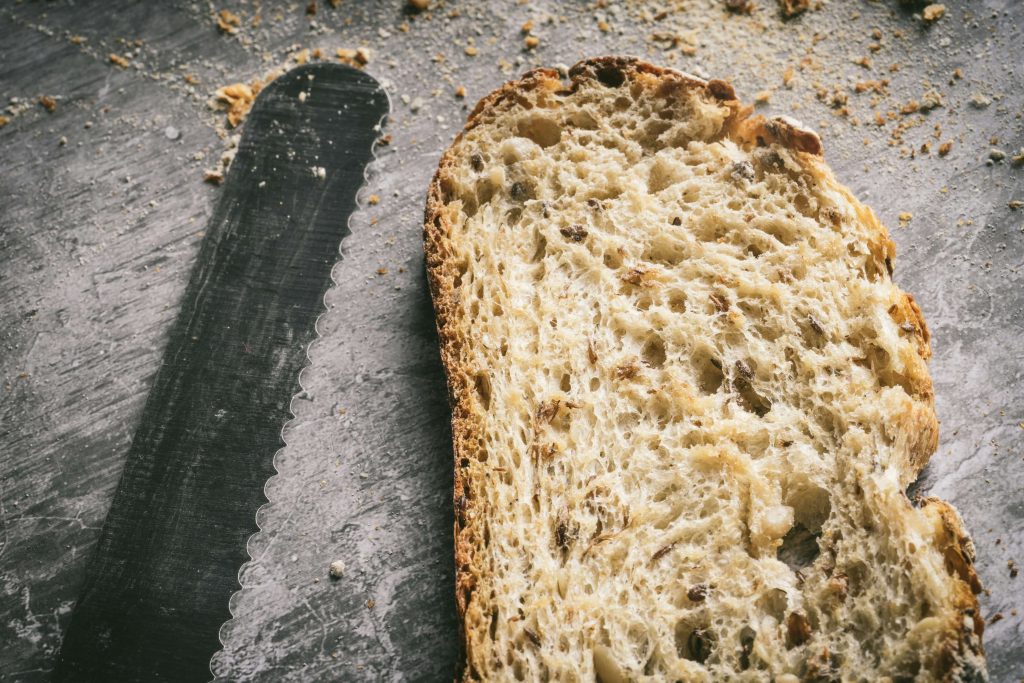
[424,57,985,682]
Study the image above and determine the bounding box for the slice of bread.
[424,57,986,682]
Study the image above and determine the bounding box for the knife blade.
[53,63,388,682]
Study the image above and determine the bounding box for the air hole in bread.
[735,377,771,417]
[668,291,687,313]
[460,192,479,217]
[641,119,673,147]
[644,234,686,265]
[476,178,496,207]
[738,626,757,670]
[614,96,631,111]
[531,234,547,263]
[560,373,572,392]
[453,258,469,289]
[788,483,831,532]
[517,115,562,148]
[777,523,820,571]
[595,66,626,88]
[567,110,599,130]
[593,645,626,683]
[505,206,523,226]
[695,351,725,395]
[641,336,667,368]
[474,372,492,411]
[758,588,788,622]
[603,251,623,269]
[675,619,714,664]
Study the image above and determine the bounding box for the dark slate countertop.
[1,1,1021,680]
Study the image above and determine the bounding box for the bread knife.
[53,63,388,682]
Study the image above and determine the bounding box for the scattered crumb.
[376,267,388,275]
[938,141,952,156]
[184,73,200,85]
[1012,150,1024,167]
[989,148,1006,162]
[216,9,242,34]
[407,0,429,10]
[368,194,380,205]
[377,134,392,146]
[109,53,130,68]
[464,45,478,57]
[336,48,371,67]
[0,116,9,128]
[778,0,810,18]
[597,20,611,33]
[754,90,772,104]
[524,35,540,50]
[312,166,326,179]
[725,0,756,14]
[853,55,872,69]
[988,612,1003,625]
[328,560,345,579]
[969,93,991,109]
[306,0,317,15]
[366,598,375,609]
[1010,201,1024,211]
[898,212,913,227]
[521,20,534,34]
[782,66,796,88]
[921,4,946,23]
[455,86,467,98]
[214,83,256,128]
[39,96,57,113]
[203,169,224,185]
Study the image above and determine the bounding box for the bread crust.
[423,56,983,681]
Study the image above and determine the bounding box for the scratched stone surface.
[1,1,1022,681]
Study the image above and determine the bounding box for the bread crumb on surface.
[216,8,242,34]
[214,83,256,127]
[922,4,946,23]
[109,53,130,68]
[336,47,370,67]
[778,0,810,18]
[328,560,345,579]
[39,96,57,113]
[725,0,756,14]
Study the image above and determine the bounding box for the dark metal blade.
[53,63,388,682]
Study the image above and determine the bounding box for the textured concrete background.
[1,1,1021,680]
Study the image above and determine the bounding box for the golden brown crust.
[921,498,986,682]
[423,56,982,681]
